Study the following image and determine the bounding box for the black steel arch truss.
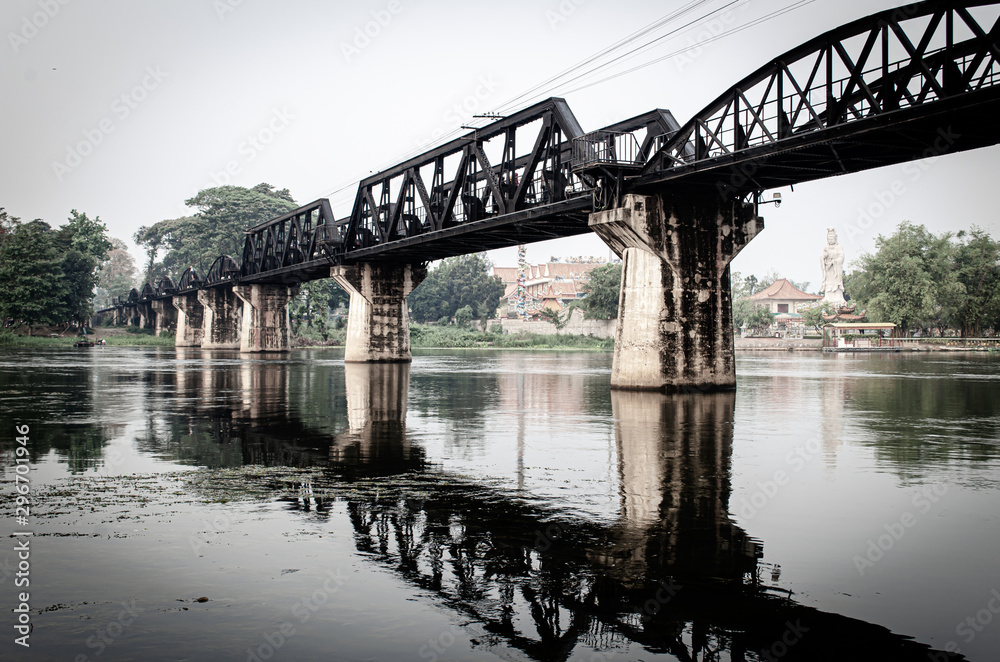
[159,1,1000,286]
[636,0,1000,192]
[177,267,203,292]
[205,255,239,287]
[240,199,339,282]
[153,276,177,298]
[341,98,587,255]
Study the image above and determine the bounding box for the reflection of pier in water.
[143,352,426,471]
[329,363,424,472]
[335,377,962,661]
[143,351,333,467]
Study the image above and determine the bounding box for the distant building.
[746,279,824,337]
[493,261,606,318]
[747,279,822,314]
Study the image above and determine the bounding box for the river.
[0,347,998,661]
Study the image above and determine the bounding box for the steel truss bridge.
[111,0,1000,307]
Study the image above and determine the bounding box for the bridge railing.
[572,130,643,170]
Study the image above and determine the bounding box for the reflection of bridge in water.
[157,359,963,661]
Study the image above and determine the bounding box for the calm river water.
[0,347,998,661]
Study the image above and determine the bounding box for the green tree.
[800,302,837,333]
[852,222,962,335]
[580,262,621,319]
[539,306,567,330]
[731,298,774,334]
[134,183,297,280]
[731,271,750,299]
[408,254,504,323]
[61,209,112,262]
[58,250,99,327]
[952,228,1000,336]
[0,220,68,332]
[96,238,139,308]
[454,304,474,327]
[744,303,774,335]
[0,208,20,247]
[290,279,348,340]
[50,210,113,326]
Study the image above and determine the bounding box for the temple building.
[493,261,607,318]
[747,279,823,314]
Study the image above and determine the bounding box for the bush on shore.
[409,323,612,350]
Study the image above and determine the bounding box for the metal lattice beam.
[635,0,1000,193]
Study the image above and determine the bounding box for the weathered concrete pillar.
[197,286,241,349]
[112,307,122,326]
[151,299,178,337]
[172,292,204,347]
[233,284,297,353]
[589,193,762,392]
[137,303,156,331]
[330,263,427,363]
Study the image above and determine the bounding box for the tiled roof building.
[747,278,822,314]
[493,261,608,316]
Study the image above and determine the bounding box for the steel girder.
[238,199,339,284]
[339,98,587,260]
[205,255,239,287]
[177,267,203,292]
[634,0,1000,193]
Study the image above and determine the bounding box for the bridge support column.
[197,286,242,349]
[589,193,762,392]
[331,263,427,363]
[151,299,177,337]
[233,284,298,353]
[172,292,204,347]
[137,303,156,331]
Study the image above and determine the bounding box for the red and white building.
[493,261,608,318]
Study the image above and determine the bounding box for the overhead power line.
[315,0,819,208]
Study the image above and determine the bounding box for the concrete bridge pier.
[172,292,204,347]
[137,302,156,331]
[589,193,762,392]
[331,263,427,363]
[233,284,298,353]
[197,286,241,349]
[151,299,177,337]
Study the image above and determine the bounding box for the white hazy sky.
[2,0,997,292]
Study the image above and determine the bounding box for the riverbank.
[734,337,1000,351]
[736,337,823,351]
[6,326,993,353]
[293,324,614,351]
[0,326,175,348]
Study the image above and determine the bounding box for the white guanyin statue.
[820,227,846,306]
